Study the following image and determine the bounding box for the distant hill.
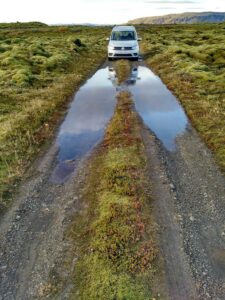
[129,12,225,24]
[0,22,48,29]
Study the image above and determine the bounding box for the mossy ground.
[138,23,225,172]
[0,24,110,208]
[69,87,159,299]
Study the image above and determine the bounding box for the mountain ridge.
[128,12,225,24]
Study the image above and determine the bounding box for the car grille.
[114,54,132,57]
[114,47,133,50]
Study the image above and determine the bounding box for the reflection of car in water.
[107,26,141,61]
[108,66,139,86]
[128,67,138,85]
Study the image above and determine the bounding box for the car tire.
[108,57,113,61]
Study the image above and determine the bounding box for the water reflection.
[107,64,188,150]
[108,66,140,86]
[51,63,189,183]
[129,66,188,151]
[50,67,116,184]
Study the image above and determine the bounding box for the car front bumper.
[108,49,139,58]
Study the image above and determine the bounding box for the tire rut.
[141,124,197,300]
[141,121,225,299]
[0,143,87,299]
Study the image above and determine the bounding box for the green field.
[0,23,110,208]
[139,23,225,172]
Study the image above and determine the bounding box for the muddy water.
[51,67,117,183]
[51,62,189,183]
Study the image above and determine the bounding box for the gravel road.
[142,122,225,299]
[0,142,89,299]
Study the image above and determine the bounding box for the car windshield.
[111,31,136,41]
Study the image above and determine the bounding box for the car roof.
[112,26,136,32]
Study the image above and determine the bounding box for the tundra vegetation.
[68,62,159,298]
[0,23,110,209]
[139,23,225,172]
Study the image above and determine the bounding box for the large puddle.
[109,64,188,150]
[129,66,188,151]
[51,62,189,183]
[50,67,116,184]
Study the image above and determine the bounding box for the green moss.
[44,53,71,71]
[101,147,143,196]
[12,69,36,86]
[77,256,150,300]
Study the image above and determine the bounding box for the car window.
[111,31,136,41]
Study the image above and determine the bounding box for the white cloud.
[0,0,224,24]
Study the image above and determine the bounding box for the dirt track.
[0,142,90,299]
[0,62,225,299]
[141,122,225,299]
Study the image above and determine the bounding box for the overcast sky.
[1,0,225,24]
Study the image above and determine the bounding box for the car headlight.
[132,46,138,50]
[108,46,114,50]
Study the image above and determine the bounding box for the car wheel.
[108,57,113,61]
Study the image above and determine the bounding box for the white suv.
[107,26,141,61]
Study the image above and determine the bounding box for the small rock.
[170,183,176,191]
[15,215,21,221]
[42,207,50,214]
[190,215,195,222]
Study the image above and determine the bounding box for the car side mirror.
[106,37,110,41]
[137,37,142,41]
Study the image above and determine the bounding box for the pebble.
[190,215,195,222]
[170,183,176,191]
